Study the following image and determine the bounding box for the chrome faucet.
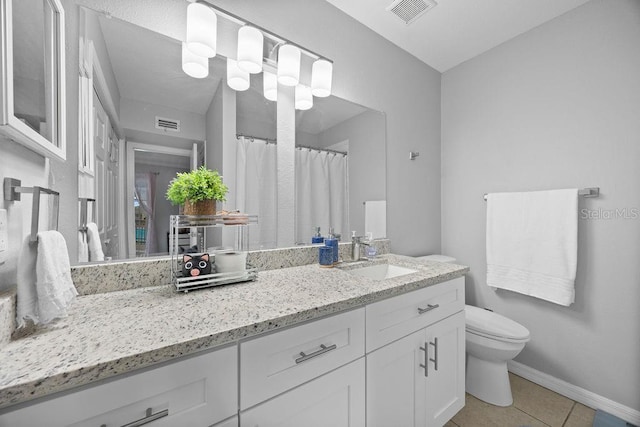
[351,232,371,261]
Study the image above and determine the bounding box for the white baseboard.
[507,361,640,425]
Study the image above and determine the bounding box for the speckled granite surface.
[70,239,390,295]
[0,291,15,349]
[1,253,466,410]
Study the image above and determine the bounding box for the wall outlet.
[0,209,7,264]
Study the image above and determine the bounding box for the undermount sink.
[348,263,418,280]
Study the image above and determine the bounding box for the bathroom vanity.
[0,255,467,426]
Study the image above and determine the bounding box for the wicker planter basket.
[183,199,216,216]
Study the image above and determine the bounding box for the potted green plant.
[166,166,228,215]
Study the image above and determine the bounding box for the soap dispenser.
[324,227,339,264]
[312,227,324,244]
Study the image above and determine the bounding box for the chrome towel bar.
[3,178,60,243]
[483,187,599,201]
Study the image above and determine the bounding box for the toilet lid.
[465,305,530,340]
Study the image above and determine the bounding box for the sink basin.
[348,264,418,280]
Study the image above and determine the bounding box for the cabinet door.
[423,311,466,427]
[240,358,365,427]
[366,329,427,427]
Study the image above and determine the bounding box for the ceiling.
[324,0,591,72]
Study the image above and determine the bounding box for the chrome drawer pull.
[429,337,439,371]
[120,408,169,427]
[417,304,439,315]
[419,343,428,377]
[295,343,337,364]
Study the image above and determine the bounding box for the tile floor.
[446,373,596,427]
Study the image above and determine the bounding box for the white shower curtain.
[236,137,278,249]
[295,148,349,244]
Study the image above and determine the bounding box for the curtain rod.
[236,133,276,144]
[296,145,347,156]
[236,134,347,156]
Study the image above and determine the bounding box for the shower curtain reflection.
[295,148,349,244]
[236,137,278,249]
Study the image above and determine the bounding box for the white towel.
[86,222,104,262]
[486,189,578,306]
[35,231,78,324]
[16,231,78,327]
[16,236,38,328]
[365,200,386,239]
[78,231,89,263]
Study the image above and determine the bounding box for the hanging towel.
[78,231,89,263]
[486,189,579,306]
[365,200,386,239]
[16,231,78,327]
[16,236,39,328]
[35,231,78,324]
[86,222,104,262]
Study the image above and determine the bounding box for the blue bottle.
[318,245,333,267]
[312,227,324,244]
[324,228,339,264]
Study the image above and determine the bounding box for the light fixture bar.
[193,1,333,64]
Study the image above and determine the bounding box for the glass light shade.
[182,43,208,78]
[295,84,313,110]
[311,59,333,97]
[263,71,277,102]
[237,26,263,74]
[277,44,301,87]
[186,2,217,58]
[227,59,250,91]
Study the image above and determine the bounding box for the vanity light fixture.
[186,2,217,58]
[181,43,208,78]
[227,59,250,91]
[277,44,301,87]
[295,84,313,110]
[263,71,278,102]
[237,26,263,74]
[311,59,333,97]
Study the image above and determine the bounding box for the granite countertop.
[0,254,468,410]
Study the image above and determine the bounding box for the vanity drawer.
[0,346,238,427]
[366,277,465,352]
[240,307,365,409]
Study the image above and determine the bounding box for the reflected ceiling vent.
[387,0,437,25]
[155,116,180,132]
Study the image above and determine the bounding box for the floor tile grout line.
[512,405,554,427]
[561,401,577,427]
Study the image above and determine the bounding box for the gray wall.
[319,110,386,235]
[211,0,442,255]
[441,0,640,410]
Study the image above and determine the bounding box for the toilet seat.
[465,305,530,342]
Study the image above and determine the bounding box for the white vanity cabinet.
[0,0,67,160]
[239,308,366,426]
[366,277,466,427]
[0,345,238,427]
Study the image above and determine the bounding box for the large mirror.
[73,7,386,264]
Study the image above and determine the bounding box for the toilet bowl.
[413,254,530,407]
[465,305,530,406]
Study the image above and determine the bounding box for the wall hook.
[409,151,420,160]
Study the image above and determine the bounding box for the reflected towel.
[86,222,104,262]
[486,189,578,306]
[365,200,386,239]
[78,231,89,263]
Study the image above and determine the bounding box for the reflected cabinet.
[0,0,66,160]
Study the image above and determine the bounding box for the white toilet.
[416,255,531,407]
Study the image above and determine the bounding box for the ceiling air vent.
[386,0,437,25]
[155,116,180,132]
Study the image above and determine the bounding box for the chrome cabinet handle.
[417,304,439,315]
[419,343,428,377]
[429,337,439,371]
[116,408,169,427]
[295,343,337,364]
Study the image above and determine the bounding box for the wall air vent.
[155,116,180,132]
[386,0,437,25]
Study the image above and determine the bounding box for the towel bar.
[78,198,96,232]
[483,187,599,201]
[3,178,60,242]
